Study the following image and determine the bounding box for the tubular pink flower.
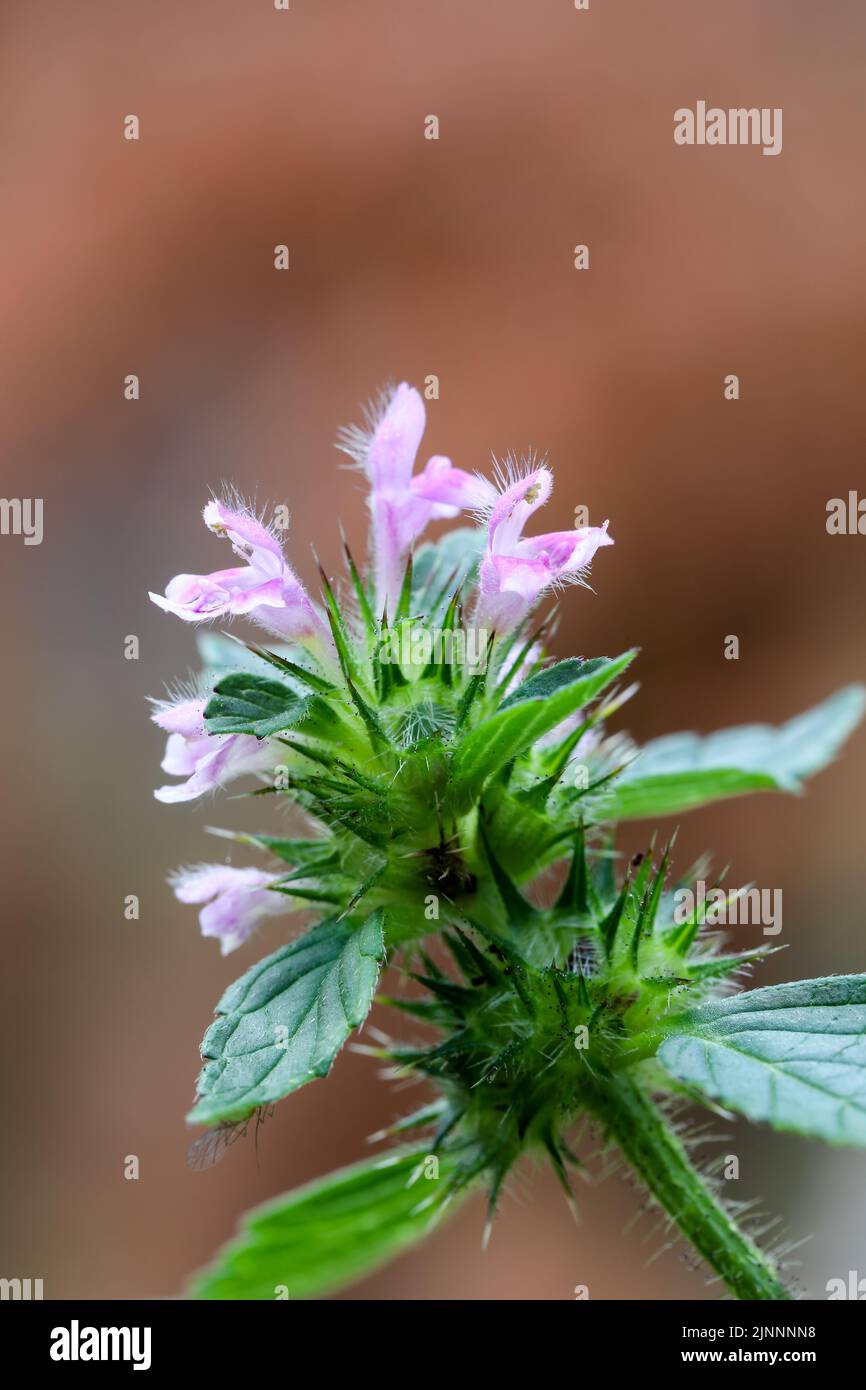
[171,864,287,955]
[475,465,613,633]
[149,500,330,648]
[150,696,277,804]
[345,383,494,613]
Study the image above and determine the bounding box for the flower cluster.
[150,382,613,953]
[149,381,864,1305]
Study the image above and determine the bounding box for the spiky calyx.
[372,827,786,1293]
[199,534,639,944]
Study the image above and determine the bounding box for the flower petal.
[520,522,613,572]
[150,697,207,737]
[171,864,286,954]
[203,500,284,576]
[412,456,496,515]
[488,467,554,556]
[364,383,426,491]
[475,466,612,632]
[154,731,276,803]
[149,504,330,648]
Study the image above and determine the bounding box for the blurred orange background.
[1,0,865,1299]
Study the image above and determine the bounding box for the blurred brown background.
[1,0,865,1300]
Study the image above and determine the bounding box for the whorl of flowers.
[149,382,865,1304]
[150,382,613,953]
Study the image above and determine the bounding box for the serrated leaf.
[188,913,387,1126]
[451,652,636,810]
[191,1147,461,1299]
[204,672,316,738]
[600,685,866,821]
[657,974,866,1146]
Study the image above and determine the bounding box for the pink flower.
[149,500,330,647]
[171,864,287,955]
[341,383,494,613]
[475,465,613,633]
[150,696,277,804]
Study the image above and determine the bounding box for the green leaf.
[204,672,315,738]
[600,685,866,821]
[657,974,866,1146]
[413,527,484,617]
[451,652,636,811]
[188,913,387,1126]
[598,769,779,820]
[191,1147,462,1300]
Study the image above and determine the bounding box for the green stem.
[588,1073,790,1300]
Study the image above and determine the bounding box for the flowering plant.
[150,383,866,1300]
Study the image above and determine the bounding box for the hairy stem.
[589,1073,790,1300]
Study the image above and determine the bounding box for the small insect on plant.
[149,382,866,1300]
